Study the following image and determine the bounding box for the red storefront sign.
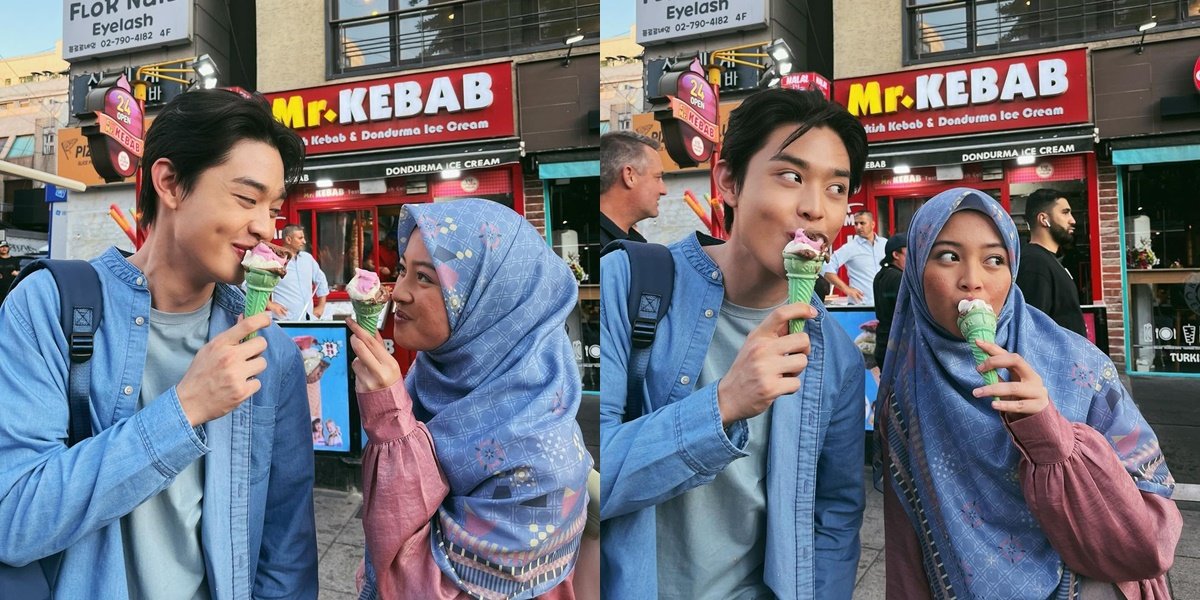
[265,62,515,156]
[834,49,1089,143]
[781,72,831,99]
[1193,55,1200,93]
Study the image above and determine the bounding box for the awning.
[534,148,600,180]
[864,125,1097,170]
[299,138,523,183]
[1110,134,1200,165]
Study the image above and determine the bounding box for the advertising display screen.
[279,322,360,455]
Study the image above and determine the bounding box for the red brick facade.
[523,171,546,237]
[1096,163,1126,371]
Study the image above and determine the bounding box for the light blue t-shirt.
[656,299,777,600]
[272,251,330,321]
[120,298,212,600]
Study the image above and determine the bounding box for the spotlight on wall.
[562,29,585,66]
[316,178,333,188]
[441,169,461,179]
[1136,20,1156,54]
[893,165,911,175]
[1017,155,1036,165]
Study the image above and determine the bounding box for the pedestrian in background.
[348,199,591,599]
[872,232,906,368]
[0,240,20,306]
[1017,188,1087,336]
[599,130,666,247]
[0,89,317,598]
[824,210,887,304]
[268,223,330,320]
[876,188,1179,598]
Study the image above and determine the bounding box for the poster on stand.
[826,306,881,431]
[279,322,360,455]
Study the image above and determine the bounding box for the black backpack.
[601,240,673,422]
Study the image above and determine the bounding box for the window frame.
[7,135,35,159]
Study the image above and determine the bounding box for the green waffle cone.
[958,309,999,392]
[353,300,386,337]
[243,268,282,338]
[783,254,823,334]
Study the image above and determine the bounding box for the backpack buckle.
[631,319,657,349]
[69,332,94,363]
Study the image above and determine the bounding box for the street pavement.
[312,468,1200,599]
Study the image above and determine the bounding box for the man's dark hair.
[1025,188,1065,230]
[720,89,867,228]
[138,89,305,228]
[600,130,661,193]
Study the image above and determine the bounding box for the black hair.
[720,89,867,228]
[138,89,305,228]
[1024,188,1065,230]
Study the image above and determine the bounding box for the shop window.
[7,135,34,158]
[328,0,598,75]
[546,176,600,393]
[907,0,1197,63]
[1123,161,1200,374]
[0,137,8,158]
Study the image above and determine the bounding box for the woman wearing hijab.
[876,188,1181,599]
[347,199,592,599]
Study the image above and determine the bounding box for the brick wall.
[1096,163,1126,371]
[523,170,546,237]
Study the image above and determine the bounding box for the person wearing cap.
[872,232,907,368]
[0,241,21,306]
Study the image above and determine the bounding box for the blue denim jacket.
[0,248,318,599]
[600,234,865,599]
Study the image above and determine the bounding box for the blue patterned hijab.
[394,199,591,598]
[876,188,1174,599]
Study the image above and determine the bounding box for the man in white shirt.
[823,210,887,305]
[268,225,330,320]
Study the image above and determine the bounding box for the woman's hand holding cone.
[346,316,402,393]
[969,338,1050,418]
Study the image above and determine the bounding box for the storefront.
[265,61,521,369]
[1093,39,1200,377]
[834,49,1111,346]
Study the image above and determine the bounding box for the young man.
[0,90,318,598]
[600,89,868,599]
[599,130,667,247]
[0,240,20,305]
[823,210,887,304]
[1017,188,1086,336]
[267,224,330,320]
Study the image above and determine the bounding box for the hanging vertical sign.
[80,74,144,183]
[655,57,718,167]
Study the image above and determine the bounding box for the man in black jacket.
[0,241,21,306]
[872,232,906,368]
[1016,189,1087,336]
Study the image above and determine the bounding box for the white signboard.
[63,0,192,61]
[636,0,767,45]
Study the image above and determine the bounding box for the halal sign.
[80,74,144,183]
[655,57,718,168]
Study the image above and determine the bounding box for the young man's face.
[171,139,286,285]
[721,125,852,278]
[0,246,9,258]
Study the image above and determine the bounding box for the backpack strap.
[602,240,674,422]
[10,259,102,447]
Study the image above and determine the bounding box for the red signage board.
[655,58,718,167]
[781,72,831,99]
[834,49,1089,143]
[265,62,514,156]
[81,74,144,182]
[1193,55,1200,93]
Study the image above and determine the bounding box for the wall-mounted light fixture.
[1136,20,1156,54]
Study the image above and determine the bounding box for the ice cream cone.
[353,300,387,337]
[784,255,823,334]
[243,268,282,337]
[957,307,999,389]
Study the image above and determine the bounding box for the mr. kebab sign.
[834,49,1089,143]
[265,62,514,156]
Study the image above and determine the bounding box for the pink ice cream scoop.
[783,228,830,260]
[242,242,289,274]
[348,268,388,303]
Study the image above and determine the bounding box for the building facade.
[0,42,69,254]
[256,0,601,395]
